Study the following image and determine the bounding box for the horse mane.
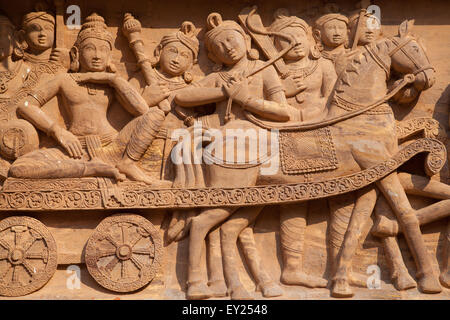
[336,38,394,91]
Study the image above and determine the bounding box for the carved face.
[78,38,111,72]
[159,42,194,76]
[320,19,347,48]
[275,26,310,61]
[23,19,55,52]
[356,16,381,45]
[210,29,247,66]
[0,25,14,60]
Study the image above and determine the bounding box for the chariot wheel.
[0,216,57,297]
[85,214,162,293]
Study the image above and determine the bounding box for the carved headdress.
[269,9,321,60]
[313,13,349,51]
[204,13,248,53]
[70,13,115,72]
[74,13,113,49]
[204,12,257,65]
[314,13,348,29]
[268,9,309,34]
[348,10,380,30]
[22,11,55,29]
[158,22,199,62]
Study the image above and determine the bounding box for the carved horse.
[183,20,444,299]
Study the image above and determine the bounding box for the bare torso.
[57,74,117,137]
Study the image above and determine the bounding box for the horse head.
[389,20,435,91]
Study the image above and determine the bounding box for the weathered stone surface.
[0,0,448,300]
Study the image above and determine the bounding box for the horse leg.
[331,187,378,297]
[280,202,327,288]
[440,219,450,288]
[398,172,450,199]
[376,172,442,293]
[220,206,264,300]
[382,236,417,290]
[239,226,283,298]
[372,195,417,290]
[206,227,227,297]
[187,207,236,299]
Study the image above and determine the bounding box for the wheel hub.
[9,248,24,265]
[116,244,132,260]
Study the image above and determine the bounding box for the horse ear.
[399,19,414,38]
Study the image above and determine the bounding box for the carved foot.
[392,272,417,291]
[439,270,450,288]
[116,160,155,184]
[418,274,442,294]
[258,281,283,298]
[90,161,126,181]
[348,273,368,288]
[230,285,254,300]
[331,278,354,298]
[281,270,328,288]
[208,280,228,298]
[186,281,213,300]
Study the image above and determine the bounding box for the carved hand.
[223,75,250,107]
[50,48,71,70]
[282,75,307,97]
[143,82,171,107]
[51,125,84,159]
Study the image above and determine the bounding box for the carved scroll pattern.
[0,138,445,211]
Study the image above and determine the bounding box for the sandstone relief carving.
[0,0,448,300]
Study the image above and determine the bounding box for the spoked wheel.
[85,214,162,293]
[0,216,57,297]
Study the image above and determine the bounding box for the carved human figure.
[264,10,337,288]
[0,14,38,181]
[18,8,68,68]
[348,10,382,49]
[123,14,200,184]
[313,13,350,75]
[8,13,169,184]
[122,14,230,297]
[174,12,291,299]
[269,10,337,122]
[1,8,73,182]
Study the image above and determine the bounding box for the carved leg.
[331,187,378,298]
[116,107,170,186]
[376,172,442,294]
[220,206,263,300]
[166,209,197,243]
[280,202,327,288]
[187,207,235,300]
[382,236,417,290]
[239,226,283,298]
[328,193,366,287]
[174,210,197,242]
[398,172,450,199]
[440,219,450,288]
[206,227,227,297]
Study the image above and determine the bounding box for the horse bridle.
[388,36,435,82]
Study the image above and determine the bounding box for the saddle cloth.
[279,127,338,175]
